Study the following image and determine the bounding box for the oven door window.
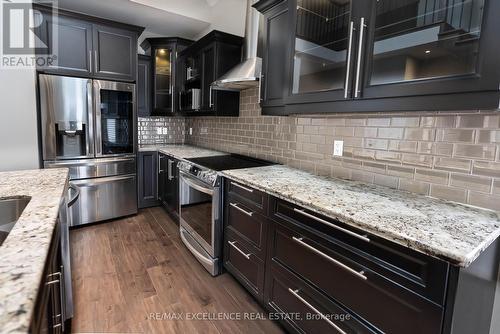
[180,175,213,248]
[99,89,134,155]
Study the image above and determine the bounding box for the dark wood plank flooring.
[70,207,284,334]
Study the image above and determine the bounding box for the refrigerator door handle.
[86,79,95,157]
[94,80,103,157]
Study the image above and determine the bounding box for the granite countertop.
[221,165,500,267]
[0,169,69,333]
[139,144,227,160]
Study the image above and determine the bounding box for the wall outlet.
[156,127,162,135]
[201,127,208,134]
[162,127,168,135]
[189,127,193,135]
[333,140,344,156]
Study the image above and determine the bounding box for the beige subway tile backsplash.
[404,128,436,141]
[415,168,449,185]
[454,144,497,160]
[477,130,500,143]
[472,161,500,178]
[434,157,472,173]
[430,184,468,203]
[458,115,486,128]
[469,192,500,211]
[398,179,430,195]
[450,174,492,193]
[436,129,475,143]
[493,180,500,195]
[184,87,500,211]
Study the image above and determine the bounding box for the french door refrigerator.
[39,74,138,226]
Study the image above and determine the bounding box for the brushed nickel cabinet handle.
[94,50,98,73]
[258,73,264,102]
[228,241,251,259]
[344,21,355,99]
[230,202,253,217]
[89,50,92,72]
[168,159,174,180]
[288,288,347,334]
[230,181,254,193]
[46,271,61,286]
[293,208,370,242]
[354,17,367,98]
[292,236,367,281]
[209,85,214,108]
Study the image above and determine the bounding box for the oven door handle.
[67,184,80,208]
[180,172,214,196]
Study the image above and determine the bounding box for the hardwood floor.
[70,207,284,334]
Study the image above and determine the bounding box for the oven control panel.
[178,161,218,185]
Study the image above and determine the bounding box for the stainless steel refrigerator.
[39,74,138,226]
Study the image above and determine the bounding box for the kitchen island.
[0,169,69,333]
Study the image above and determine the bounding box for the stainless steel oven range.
[178,155,275,276]
[39,74,137,226]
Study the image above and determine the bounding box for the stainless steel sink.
[0,196,31,245]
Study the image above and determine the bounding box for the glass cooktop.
[186,154,275,171]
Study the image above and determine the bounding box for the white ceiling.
[51,0,247,40]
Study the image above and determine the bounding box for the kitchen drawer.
[225,179,268,214]
[223,229,265,302]
[266,264,379,334]
[271,198,449,304]
[71,174,137,225]
[269,220,444,334]
[225,198,267,257]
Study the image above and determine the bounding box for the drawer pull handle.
[230,202,254,217]
[228,241,251,259]
[293,208,370,243]
[231,182,254,193]
[46,279,60,286]
[46,271,62,286]
[292,237,368,281]
[288,288,348,334]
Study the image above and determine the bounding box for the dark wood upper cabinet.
[255,0,291,115]
[33,5,143,82]
[178,31,243,116]
[255,0,500,114]
[92,25,137,81]
[201,44,216,110]
[141,38,193,115]
[34,14,93,76]
[137,55,153,117]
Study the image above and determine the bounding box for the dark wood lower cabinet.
[158,153,179,221]
[266,264,379,334]
[31,221,64,333]
[221,177,500,334]
[223,229,266,302]
[138,151,158,208]
[268,220,443,334]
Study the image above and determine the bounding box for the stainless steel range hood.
[211,0,262,90]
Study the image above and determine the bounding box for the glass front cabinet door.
[280,0,500,114]
[154,47,174,112]
[286,0,358,106]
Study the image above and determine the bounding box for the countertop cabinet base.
[221,177,500,334]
